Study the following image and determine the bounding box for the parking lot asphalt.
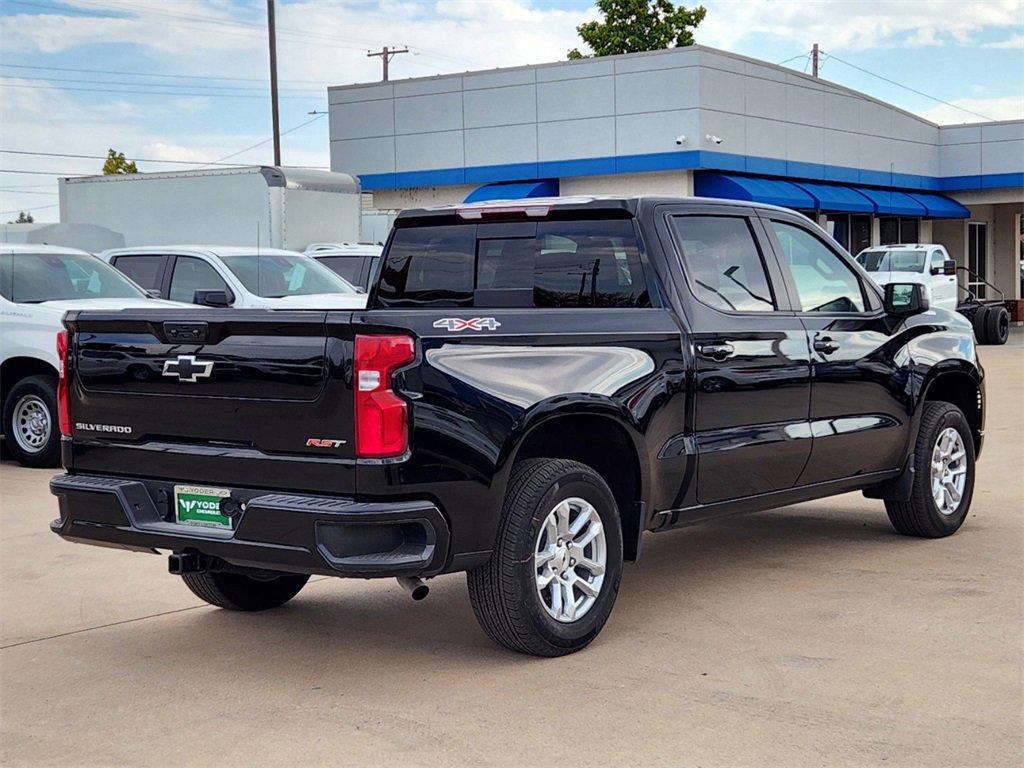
[1,331,1021,768]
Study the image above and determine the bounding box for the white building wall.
[329,45,952,188]
[561,171,693,197]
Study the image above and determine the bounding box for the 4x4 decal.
[432,318,502,332]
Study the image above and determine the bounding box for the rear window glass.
[375,219,649,309]
[220,253,357,298]
[111,255,163,289]
[315,255,369,286]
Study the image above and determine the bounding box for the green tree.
[7,211,34,224]
[567,0,706,59]
[102,148,138,175]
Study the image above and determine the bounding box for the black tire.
[885,402,975,538]
[2,375,61,468]
[985,306,1009,345]
[181,569,309,611]
[971,306,990,344]
[467,458,624,657]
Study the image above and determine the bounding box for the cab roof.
[396,195,806,224]
[0,244,93,256]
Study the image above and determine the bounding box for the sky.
[1,0,1022,222]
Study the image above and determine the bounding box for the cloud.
[0,75,319,222]
[918,95,1024,124]
[982,33,1024,48]
[696,0,1024,52]
[0,0,256,56]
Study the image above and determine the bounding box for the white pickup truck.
[99,246,366,310]
[1,245,188,466]
[855,244,958,312]
[855,243,1010,344]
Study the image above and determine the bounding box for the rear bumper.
[50,474,449,579]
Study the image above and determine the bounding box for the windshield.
[220,253,357,297]
[0,252,146,303]
[856,249,927,273]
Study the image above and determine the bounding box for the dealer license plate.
[174,485,233,530]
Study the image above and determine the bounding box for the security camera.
[674,134,687,145]
[705,134,723,145]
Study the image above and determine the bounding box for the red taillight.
[56,330,71,437]
[354,334,415,458]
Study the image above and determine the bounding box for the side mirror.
[145,289,162,299]
[943,259,957,276]
[193,289,230,307]
[884,283,929,316]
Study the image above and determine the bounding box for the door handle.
[813,337,840,354]
[696,342,735,361]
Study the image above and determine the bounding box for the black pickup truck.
[51,197,984,656]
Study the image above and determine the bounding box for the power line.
[0,82,324,100]
[820,51,996,121]
[0,73,320,94]
[7,0,483,69]
[1,203,60,215]
[0,149,286,167]
[0,189,58,195]
[0,169,89,176]
[0,62,332,85]
[206,112,328,166]
[776,51,811,67]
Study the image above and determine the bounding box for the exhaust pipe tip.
[397,576,429,601]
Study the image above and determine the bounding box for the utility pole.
[267,0,281,166]
[367,46,409,82]
[811,43,819,78]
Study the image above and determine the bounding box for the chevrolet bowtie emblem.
[162,355,214,383]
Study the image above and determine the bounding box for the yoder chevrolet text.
[51,197,985,656]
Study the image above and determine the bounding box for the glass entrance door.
[968,221,988,299]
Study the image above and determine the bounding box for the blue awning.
[854,188,927,217]
[695,173,815,209]
[907,192,970,219]
[793,182,874,214]
[463,179,559,203]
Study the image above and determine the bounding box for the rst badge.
[432,318,502,332]
[306,438,346,448]
[162,355,214,383]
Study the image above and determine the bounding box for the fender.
[866,357,983,502]
[495,395,653,561]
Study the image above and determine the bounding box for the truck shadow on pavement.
[103,501,942,672]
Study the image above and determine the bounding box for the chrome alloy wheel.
[534,497,606,623]
[12,394,51,454]
[931,426,967,515]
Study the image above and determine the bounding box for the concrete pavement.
[2,333,1021,767]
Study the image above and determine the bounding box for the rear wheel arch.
[1,356,58,405]
[507,409,647,562]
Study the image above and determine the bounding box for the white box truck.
[58,166,361,251]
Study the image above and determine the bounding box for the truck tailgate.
[64,309,356,493]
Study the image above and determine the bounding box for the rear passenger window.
[375,219,649,309]
[670,216,776,312]
[112,255,163,290]
[377,225,475,307]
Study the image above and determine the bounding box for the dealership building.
[328,45,1024,311]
